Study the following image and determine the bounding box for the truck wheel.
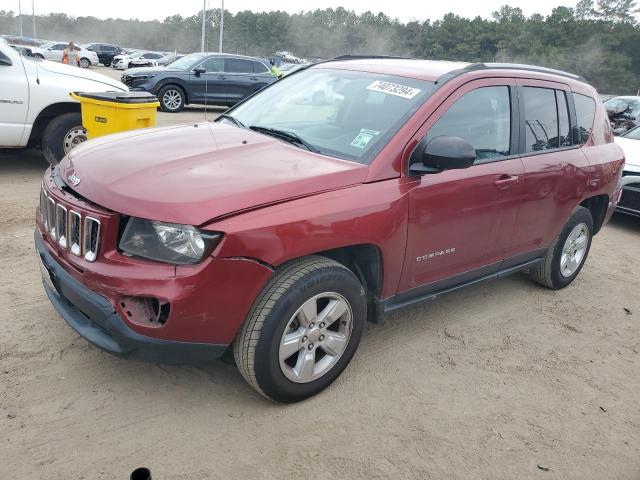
[79,57,90,68]
[234,256,366,403]
[529,206,593,290]
[42,112,87,166]
[158,85,185,112]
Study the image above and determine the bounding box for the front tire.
[41,112,87,166]
[529,206,593,289]
[234,256,367,403]
[79,57,90,68]
[158,85,185,112]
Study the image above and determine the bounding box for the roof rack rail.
[332,55,411,61]
[464,62,588,83]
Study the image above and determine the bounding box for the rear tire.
[529,206,593,289]
[79,57,90,68]
[234,256,367,403]
[158,85,185,112]
[41,112,87,166]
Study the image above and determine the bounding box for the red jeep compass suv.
[36,58,624,402]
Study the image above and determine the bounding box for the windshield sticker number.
[366,80,421,99]
[350,128,380,149]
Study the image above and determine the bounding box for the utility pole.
[201,0,206,52]
[32,0,36,39]
[18,0,23,37]
[219,0,224,53]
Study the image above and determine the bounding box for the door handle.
[250,76,259,81]
[494,174,519,189]
[217,75,227,80]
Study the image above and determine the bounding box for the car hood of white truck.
[37,59,127,91]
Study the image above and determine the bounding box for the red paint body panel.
[60,122,367,226]
[38,60,625,353]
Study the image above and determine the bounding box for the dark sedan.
[121,52,278,112]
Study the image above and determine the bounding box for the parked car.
[157,52,185,66]
[32,41,99,68]
[126,52,165,68]
[111,50,146,69]
[10,44,35,57]
[36,58,623,402]
[604,96,640,135]
[82,43,125,66]
[121,52,277,112]
[614,126,640,216]
[0,38,126,165]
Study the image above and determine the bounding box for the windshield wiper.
[249,125,318,152]
[217,114,245,128]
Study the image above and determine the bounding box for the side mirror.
[410,136,476,175]
[193,67,206,76]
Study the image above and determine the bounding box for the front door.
[398,79,525,295]
[0,49,29,146]
[190,56,229,105]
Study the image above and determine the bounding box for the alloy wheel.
[279,292,353,383]
[560,222,589,277]
[162,89,182,110]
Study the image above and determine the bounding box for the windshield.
[623,126,640,140]
[168,53,206,70]
[222,68,434,164]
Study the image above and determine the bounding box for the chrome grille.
[70,211,82,256]
[40,185,101,262]
[56,204,68,248]
[83,217,100,262]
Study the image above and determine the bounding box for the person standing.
[62,42,80,67]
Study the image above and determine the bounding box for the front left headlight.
[119,217,222,265]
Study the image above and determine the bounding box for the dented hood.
[60,123,367,226]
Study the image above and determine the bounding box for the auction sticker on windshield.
[366,80,421,99]
[350,128,380,149]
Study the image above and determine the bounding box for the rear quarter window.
[573,93,596,145]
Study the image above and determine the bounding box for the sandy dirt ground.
[1,67,640,479]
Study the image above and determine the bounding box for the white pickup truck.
[0,39,127,165]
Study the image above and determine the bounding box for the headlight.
[132,74,156,80]
[119,217,222,264]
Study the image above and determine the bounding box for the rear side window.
[556,90,571,147]
[253,61,270,73]
[573,93,596,145]
[427,86,511,161]
[523,87,559,152]
[227,59,253,74]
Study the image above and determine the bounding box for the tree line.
[1,0,639,94]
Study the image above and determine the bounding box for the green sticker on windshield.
[350,128,380,149]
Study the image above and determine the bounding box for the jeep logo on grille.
[68,173,81,187]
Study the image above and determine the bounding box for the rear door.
[250,60,276,92]
[398,79,525,295]
[189,56,228,104]
[224,58,257,104]
[507,80,591,261]
[0,47,29,146]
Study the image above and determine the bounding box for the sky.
[11,0,576,23]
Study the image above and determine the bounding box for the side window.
[556,90,571,147]
[199,57,224,72]
[227,59,253,74]
[523,87,559,152]
[52,44,66,51]
[86,45,96,51]
[427,86,511,161]
[253,61,270,73]
[573,93,596,145]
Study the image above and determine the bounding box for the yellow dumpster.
[70,91,160,139]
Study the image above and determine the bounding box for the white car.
[0,39,127,165]
[111,50,149,70]
[31,41,99,68]
[614,127,640,217]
